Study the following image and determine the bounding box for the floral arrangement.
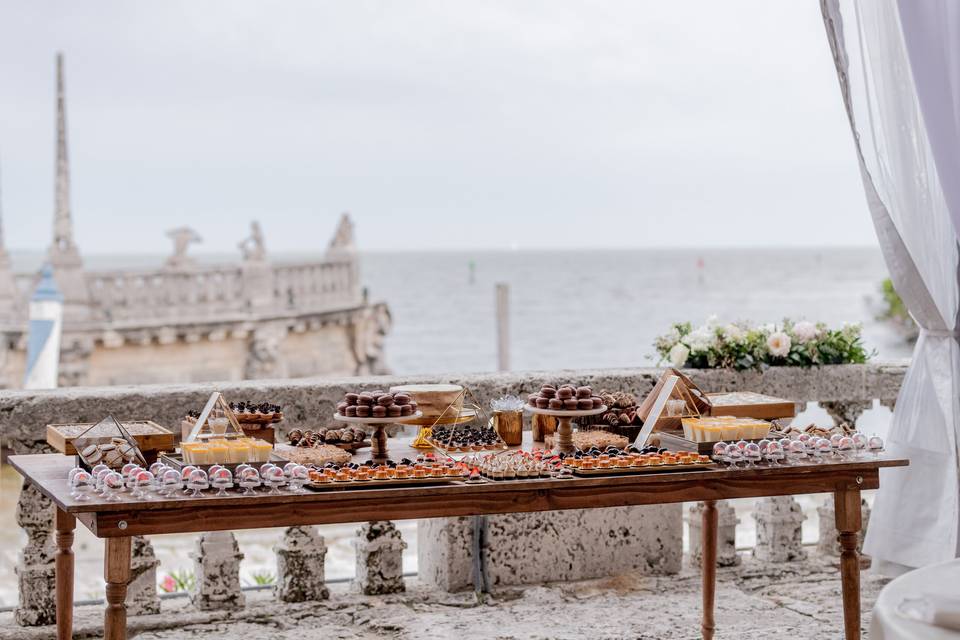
[654,316,873,370]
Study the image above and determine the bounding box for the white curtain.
[821,0,960,574]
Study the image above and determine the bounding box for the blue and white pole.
[23,264,64,389]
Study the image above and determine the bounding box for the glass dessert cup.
[210,468,234,497]
[186,469,209,498]
[131,471,155,500]
[238,468,262,496]
[159,469,182,497]
[103,471,125,501]
[263,468,285,495]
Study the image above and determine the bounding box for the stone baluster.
[752,496,807,562]
[275,526,330,602]
[688,501,740,567]
[190,532,245,611]
[128,536,161,615]
[817,498,871,558]
[353,521,406,595]
[14,482,56,626]
[820,400,872,431]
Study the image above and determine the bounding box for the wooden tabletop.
[10,440,907,538]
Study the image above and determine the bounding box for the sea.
[0,247,912,607]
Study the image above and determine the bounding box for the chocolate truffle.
[355,405,371,417]
[345,393,359,405]
[548,398,564,410]
[563,398,579,410]
[576,386,592,399]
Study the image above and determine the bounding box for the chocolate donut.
[387,404,402,417]
[548,398,564,410]
[357,393,374,406]
[372,405,387,418]
[377,394,394,407]
[337,401,349,414]
[528,393,539,405]
[540,385,557,398]
[556,387,575,400]
[535,396,550,409]
[592,396,604,408]
[345,405,358,417]
[576,386,592,399]
[355,405,371,417]
[563,398,579,410]
[408,401,418,412]
[393,393,411,405]
[577,398,594,410]
[400,404,414,416]
[345,393,359,405]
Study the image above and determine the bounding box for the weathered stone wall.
[0,361,907,452]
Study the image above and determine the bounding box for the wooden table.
[10,450,907,640]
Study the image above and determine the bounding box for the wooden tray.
[305,476,461,491]
[565,461,717,476]
[653,429,787,455]
[426,438,508,454]
[47,420,174,456]
[159,451,289,473]
[234,412,284,425]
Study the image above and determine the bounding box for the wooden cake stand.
[333,412,423,459]
[524,405,607,454]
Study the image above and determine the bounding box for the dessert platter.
[466,450,564,481]
[286,426,370,452]
[305,454,470,490]
[524,384,607,454]
[563,445,715,476]
[425,423,508,455]
[334,390,423,458]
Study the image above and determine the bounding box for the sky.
[0,1,878,254]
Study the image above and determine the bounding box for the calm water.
[0,246,910,607]
[362,247,911,373]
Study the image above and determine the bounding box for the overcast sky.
[0,1,877,254]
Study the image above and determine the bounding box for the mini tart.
[334,470,352,482]
[373,469,389,480]
[598,458,612,468]
[615,457,631,467]
[395,467,410,479]
[413,469,427,478]
[580,458,596,469]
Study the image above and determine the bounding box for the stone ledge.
[0,554,890,639]
[0,362,908,451]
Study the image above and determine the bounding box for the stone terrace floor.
[0,554,889,640]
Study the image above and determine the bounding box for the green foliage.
[653,316,873,371]
[245,570,277,587]
[879,278,910,322]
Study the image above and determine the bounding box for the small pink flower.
[160,575,177,592]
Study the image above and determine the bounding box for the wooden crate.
[47,420,174,456]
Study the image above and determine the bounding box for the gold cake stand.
[523,404,607,454]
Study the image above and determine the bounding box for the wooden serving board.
[47,421,174,456]
[653,430,787,455]
[565,461,717,476]
[305,476,461,491]
[159,451,289,472]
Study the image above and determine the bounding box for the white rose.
[722,323,745,343]
[792,321,819,344]
[685,327,715,354]
[705,314,720,328]
[666,327,681,344]
[669,343,690,368]
[767,332,792,358]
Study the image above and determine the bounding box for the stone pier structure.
[353,521,407,595]
[753,496,807,563]
[688,501,741,567]
[191,532,245,611]
[275,526,330,603]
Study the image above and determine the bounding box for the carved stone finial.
[326,212,355,255]
[165,227,202,269]
[239,221,267,262]
[51,52,77,259]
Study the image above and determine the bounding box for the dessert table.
[9,437,907,640]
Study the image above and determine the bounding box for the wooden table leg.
[701,500,718,640]
[835,488,862,640]
[104,536,132,640]
[55,508,76,640]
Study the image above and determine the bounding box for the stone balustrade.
[0,360,908,627]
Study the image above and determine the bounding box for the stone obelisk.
[0,159,17,323]
[47,53,88,321]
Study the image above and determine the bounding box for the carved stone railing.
[0,361,908,627]
[8,255,362,330]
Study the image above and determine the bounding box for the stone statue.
[165,227,201,268]
[245,323,286,379]
[238,221,266,262]
[326,212,355,255]
[350,303,392,375]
